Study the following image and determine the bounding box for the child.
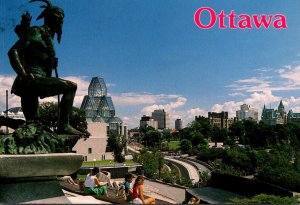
[123,173,135,202]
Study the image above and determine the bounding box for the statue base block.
[0,153,83,204]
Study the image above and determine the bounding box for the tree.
[180,139,192,153]
[211,127,228,146]
[142,129,162,148]
[107,130,126,163]
[228,121,245,143]
[39,102,89,135]
[133,150,164,178]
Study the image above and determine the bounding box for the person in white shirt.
[84,167,108,197]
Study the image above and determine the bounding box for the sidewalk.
[113,178,185,203]
[63,189,111,204]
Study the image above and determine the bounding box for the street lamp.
[93,158,96,167]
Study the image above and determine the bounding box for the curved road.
[165,157,199,184]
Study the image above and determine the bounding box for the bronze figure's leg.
[56,80,83,135]
[21,95,39,122]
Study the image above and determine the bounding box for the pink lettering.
[228,10,237,29]
[218,10,226,29]
[273,14,288,28]
[194,7,216,29]
[193,7,287,30]
[238,14,252,29]
[253,14,273,28]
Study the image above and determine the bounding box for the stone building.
[208,111,234,129]
[287,110,300,124]
[261,100,287,125]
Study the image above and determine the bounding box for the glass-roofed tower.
[80,77,125,133]
[74,77,127,161]
[81,77,115,121]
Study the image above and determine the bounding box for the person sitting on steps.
[123,173,135,202]
[84,167,108,197]
[132,175,155,204]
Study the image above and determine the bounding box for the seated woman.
[132,175,155,204]
[84,167,108,197]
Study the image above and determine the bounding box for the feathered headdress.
[29,0,64,20]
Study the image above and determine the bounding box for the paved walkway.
[182,157,211,173]
[63,189,111,204]
[113,178,184,203]
[165,157,199,184]
[143,179,186,203]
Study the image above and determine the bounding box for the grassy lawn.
[168,141,180,150]
[82,159,134,167]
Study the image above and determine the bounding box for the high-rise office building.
[175,119,183,130]
[236,104,258,122]
[140,115,158,130]
[151,109,170,130]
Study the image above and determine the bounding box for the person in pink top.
[132,175,155,204]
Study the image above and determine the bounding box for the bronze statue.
[8,0,82,135]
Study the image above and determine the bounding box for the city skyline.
[1,0,300,128]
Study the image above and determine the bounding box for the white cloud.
[227,76,272,93]
[106,83,116,87]
[187,108,207,117]
[121,115,141,129]
[141,96,187,115]
[211,101,241,118]
[228,92,245,97]
[278,65,300,86]
[254,67,273,72]
[112,93,185,107]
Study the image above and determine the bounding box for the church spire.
[278,100,285,111]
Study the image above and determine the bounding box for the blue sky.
[1,0,300,128]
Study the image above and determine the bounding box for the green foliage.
[160,170,179,184]
[39,102,89,135]
[180,177,194,188]
[211,159,241,176]
[133,150,164,178]
[107,130,126,163]
[145,129,162,147]
[223,147,256,175]
[199,171,210,186]
[295,153,300,172]
[211,127,228,143]
[231,194,299,204]
[0,134,17,154]
[197,147,226,162]
[180,139,192,153]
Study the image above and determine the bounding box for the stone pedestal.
[0,153,83,204]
